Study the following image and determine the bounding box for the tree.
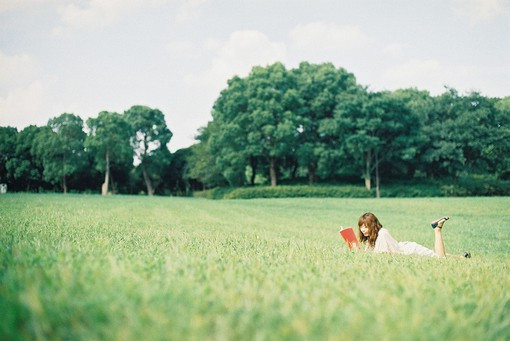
[164,147,191,194]
[5,125,46,191]
[186,124,227,189]
[32,114,86,193]
[453,92,508,176]
[0,126,18,189]
[492,96,510,179]
[209,76,252,186]
[244,63,300,186]
[86,111,132,195]
[334,90,423,197]
[141,146,173,195]
[293,62,359,183]
[125,105,172,195]
[387,88,432,178]
[418,90,463,177]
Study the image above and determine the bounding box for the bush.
[192,178,510,199]
[379,184,444,197]
[440,177,510,196]
[193,187,235,199]
[224,185,373,199]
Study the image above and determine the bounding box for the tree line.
[1,62,509,196]
[0,106,193,195]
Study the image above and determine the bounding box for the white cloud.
[186,30,288,90]
[290,22,369,53]
[0,80,47,128]
[382,43,405,58]
[175,0,208,22]
[166,40,196,57]
[0,51,38,92]
[0,0,47,13]
[54,0,168,32]
[56,0,140,30]
[382,59,455,94]
[451,0,510,23]
[380,58,510,97]
[54,0,209,32]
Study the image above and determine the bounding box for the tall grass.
[1,194,509,340]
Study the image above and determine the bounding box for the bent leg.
[434,229,446,257]
[434,219,448,257]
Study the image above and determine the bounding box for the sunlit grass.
[1,194,509,340]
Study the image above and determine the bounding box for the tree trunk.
[308,163,317,185]
[63,175,67,194]
[109,169,115,194]
[102,148,110,195]
[291,161,298,180]
[407,163,416,178]
[269,157,277,187]
[250,156,257,186]
[364,150,371,191]
[141,163,154,196]
[375,150,380,198]
[62,154,67,194]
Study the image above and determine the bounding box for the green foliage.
[193,67,510,191]
[1,64,509,195]
[124,105,173,157]
[491,96,510,179]
[85,111,133,194]
[440,176,510,196]
[124,105,173,195]
[1,195,509,339]
[185,124,228,189]
[208,63,303,186]
[293,62,359,183]
[85,111,132,173]
[32,113,87,193]
[224,185,373,199]
[209,76,251,186]
[193,186,235,199]
[5,125,47,191]
[334,89,425,193]
[194,179,510,199]
[0,126,18,185]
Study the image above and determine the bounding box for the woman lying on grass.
[358,212,471,258]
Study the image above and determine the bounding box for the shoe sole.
[431,216,449,228]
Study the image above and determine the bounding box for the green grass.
[1,194,509,340]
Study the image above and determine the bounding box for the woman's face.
[360,224,369,236]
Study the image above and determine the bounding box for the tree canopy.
[1,62,508,195]
[125,105,173,195]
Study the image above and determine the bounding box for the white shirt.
[370,228,438,258]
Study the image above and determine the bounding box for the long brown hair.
[358,212,383,248]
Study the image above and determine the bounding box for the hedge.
[193,178,510,199]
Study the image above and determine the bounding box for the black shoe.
[463,251,471,258]
[431,216,449,228]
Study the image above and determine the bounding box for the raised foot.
[431,216,449,229]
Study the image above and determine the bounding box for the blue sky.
[1,0,509,151]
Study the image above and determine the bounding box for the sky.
[1,0,509,151]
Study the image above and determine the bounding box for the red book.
[339,227,360,249]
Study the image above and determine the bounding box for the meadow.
[1,194,509,340]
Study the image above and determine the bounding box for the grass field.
[1,194,509,340]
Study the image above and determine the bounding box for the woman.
[358,212,470,258]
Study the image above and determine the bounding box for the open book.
[339,227,360,249]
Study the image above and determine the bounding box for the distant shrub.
[440,177,510,196]
[192,177,510,199]
[193,187,235,199]
[379,184,443,197]
[223,185,373,199]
